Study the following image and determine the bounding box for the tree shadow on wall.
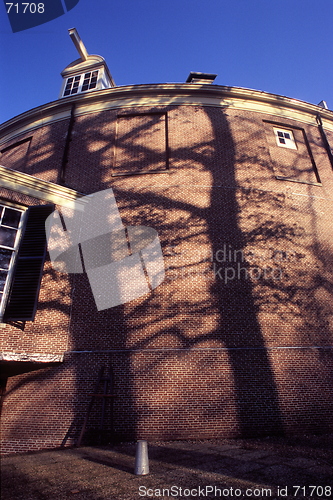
[101,104,333,438]
[82,104,287,438]
[206,108,284,436]
[4,99,333,450]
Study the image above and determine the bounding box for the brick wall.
[1,100,333,453]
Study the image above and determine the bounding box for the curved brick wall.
[1,86,333,453]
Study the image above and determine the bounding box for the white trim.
[65,345,333,353]
[0,205,27,321]
[1,85,333,148]
[0,164,86,209]
[0,351,64,362]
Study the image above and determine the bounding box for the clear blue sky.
[1,0,332,124]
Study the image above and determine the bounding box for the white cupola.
[59,28,115,98]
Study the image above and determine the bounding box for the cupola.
[59,28,115,98]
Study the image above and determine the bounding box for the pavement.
[1,434,333,500]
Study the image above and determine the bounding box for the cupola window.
[63,70,99,96]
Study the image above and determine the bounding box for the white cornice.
[1,84,333,146]
[0,351,64,363]
[0,164,86,208]
[61,55,107,75]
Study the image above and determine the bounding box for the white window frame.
[62,70,99,97]
[273,127,297,150]
[0,204,26,320]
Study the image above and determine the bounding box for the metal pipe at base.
[134,440,149,475]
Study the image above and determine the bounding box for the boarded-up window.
[264,121,320,185]
[4,204,54,322]
[113,113,168,175]
[0,137,32,173]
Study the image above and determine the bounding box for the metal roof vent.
[186,72,217,84]
[317,100,328,110]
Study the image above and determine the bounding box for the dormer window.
[63,71,99,97]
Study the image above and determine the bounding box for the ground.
[1,434,333,500]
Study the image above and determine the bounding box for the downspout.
[316,113,333,170]
[59,103,76,185]
[0,376,7,416]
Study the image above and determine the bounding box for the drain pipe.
[134,440,149,475]
[59,102,76,185]
[316,113,333,171]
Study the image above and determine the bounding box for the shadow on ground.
[1,435,333,500]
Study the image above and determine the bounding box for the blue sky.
[1,0,332,124]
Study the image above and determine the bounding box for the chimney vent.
[186,72,217,84]
[317,100,328,110]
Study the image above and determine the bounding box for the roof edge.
[1,84,333,135]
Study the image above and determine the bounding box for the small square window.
[273,128,297,150]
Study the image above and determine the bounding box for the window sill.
[111,169,169,177]
[275,176,322,187]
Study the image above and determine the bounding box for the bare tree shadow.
[2,95,333,452]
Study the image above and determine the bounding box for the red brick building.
[1,32,333,454]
